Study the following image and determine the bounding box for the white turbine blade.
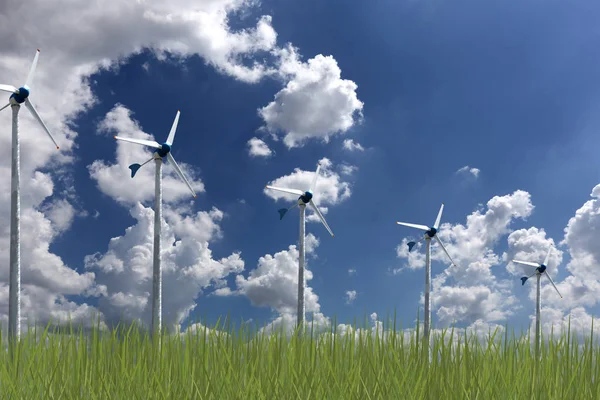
[543,272,563,299]
[165,110,180,145]
[166,153,196,198]
[24,99,59,149]
[396,221,430,231]
[265,185,304,196]
[543,247,552,267]
[512,260,540,268]
[0,84,17,94]
[310,163,321,192]
[434,235,456,267]
[433,203,444,230]
[25,49,40,88]
[114,136,161,149]
[310,201,334,237]
[0,103,10,112]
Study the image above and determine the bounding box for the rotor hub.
[11,86,30,104]
[537,265,547,274]
[156,142,171,158]
[300,190,313,204]
[426,227,437,238]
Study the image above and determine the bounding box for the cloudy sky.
[0,0,599,339]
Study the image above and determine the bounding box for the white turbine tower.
[114,110,196,336]
[0,49,60,345]
[513,246,562,360]
[397,204,457,343]
[265,162,334,331]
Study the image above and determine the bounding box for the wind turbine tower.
[513,246,563,360]
[265,162,334,331]
[397,204,457,344]
[114,110,196,336]
[0,49,60,344]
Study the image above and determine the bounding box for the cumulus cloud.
[88,105,205,205]
[247,137,273,158]
[456,166,480,178]
[343,139,365,152]
[84,203,244,332]
[547,184,600,310]
[259,45,364,148]
[339,163,358,176]
[223,234,331,336]
[345,290,357,305]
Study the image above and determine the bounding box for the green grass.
[0,315,598,399]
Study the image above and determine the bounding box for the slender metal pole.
[297,203,306,332]
[9,104,21,350]
[424,237,431,360]
[151,157,163,338]
[535,273,541,361]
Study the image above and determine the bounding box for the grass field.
[0,315,598,399]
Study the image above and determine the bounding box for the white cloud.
[339,163,358,176]
[348,268,357,276]
[456,166,480,178]
[84,203,244,332]
[345,290,357,305]
[247,137,273,158]
[343,139,365,152]
[233,234,320,314]
[259,45,364,148]
[88,105,205,205]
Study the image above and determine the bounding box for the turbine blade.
[265,185,304,196]
[433,203,444,230]
[543,247,552,267]
[310,163,321,192]
[396,221,430,231]
[434,235,456,267]
[520,277,528,285]
[114,136,161,149]
[543,272,563,299]
[25,49,40,88]
[0,84,17,94]
[512,260,540,268]
[0,103,10,112]
[167,152,196,198]
[310,201,334,237]
[165,110,180,145]
[24,99,59,149]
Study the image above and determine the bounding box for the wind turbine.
[265,162,334,331]
[114,110,196,336]
[397,204,457,343]
[513,246,562,360]
[0,49,60,345]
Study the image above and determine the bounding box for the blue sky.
[1,0,600,338]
